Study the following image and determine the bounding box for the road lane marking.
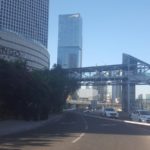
[81,114,89,130]
[84,114,150,127]
[124,120,150,126]
[72,133,85,143]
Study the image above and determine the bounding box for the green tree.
[0,59,79,120]
[49,64,79,112]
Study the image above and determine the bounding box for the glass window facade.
[0,0,50,69]
[0,0,49,48]
[57,13,82,68]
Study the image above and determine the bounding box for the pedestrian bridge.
[65,54,150,112]
[67,99,121,107]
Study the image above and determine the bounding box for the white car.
[130,110,150,123]
[103,108,119,118]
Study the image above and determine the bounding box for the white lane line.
[84,114,150,127]
[124,120,150,126]
[81,114,89,130]
[72,133,85,143]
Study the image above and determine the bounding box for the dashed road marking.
[72,133,85,143]
[81,114,89,130]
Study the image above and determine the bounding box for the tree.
[0,60,79,120]
[49,64,79,112]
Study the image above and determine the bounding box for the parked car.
[130,110,150,123]
[102,108,119,118]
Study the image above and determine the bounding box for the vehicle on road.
[130,110,150,123]
[102,108,119,118]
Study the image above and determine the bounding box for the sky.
[48,0,150,97]
[48,0,150,68]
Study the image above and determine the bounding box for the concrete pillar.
[122,83,135,112]
[112,85,122,103]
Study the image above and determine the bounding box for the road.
[0,111,150,150]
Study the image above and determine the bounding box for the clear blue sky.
[48,0,150,68]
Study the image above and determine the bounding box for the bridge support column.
[122,83,135,112]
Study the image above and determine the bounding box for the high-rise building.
[57,13,82,68]
[112,85,122,103]
[146,94,150,100]
[0,0,50,69]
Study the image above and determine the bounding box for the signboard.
[0,47,21,57]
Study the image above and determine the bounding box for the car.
[130,110,150,123]
[102,108,119,118]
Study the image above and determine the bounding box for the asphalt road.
[0,111,150,150]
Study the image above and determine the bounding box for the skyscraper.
[0,0,50,69]
[57,13,82,68]
[112,85,122,103]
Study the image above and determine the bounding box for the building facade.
[112,85,122,103]
[77,87,98,101]
[0,0,50,69]
[57,13,82,68]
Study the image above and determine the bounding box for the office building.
[77,86,98,101]
[0,0,50,69]
[146,94,150,100]
[112,85,122,103]
[57,13,82,68]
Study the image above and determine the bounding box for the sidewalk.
[0,114,63,137]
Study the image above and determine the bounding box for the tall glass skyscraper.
[0,0,50,69]
[57,13,82,68]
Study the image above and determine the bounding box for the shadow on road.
[0,112,149,150]
[0,112,82,150]
[84,114,150,135]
